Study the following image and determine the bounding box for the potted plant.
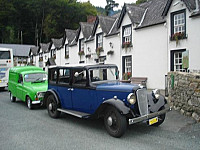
[85,54,91,59]
[96,47,103,57]
[65,55,69,59]
[122,42,132,49]
[123,72,132,80]
[170,32,186,45]
[78,51,85,56]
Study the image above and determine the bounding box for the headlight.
[127,93,136,105]
[37,92,45,98]
[152,89,160,99]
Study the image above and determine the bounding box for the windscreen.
[24,73,47,82]
[0,51,11,59]
[89,67,118,82]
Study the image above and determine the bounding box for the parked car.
[8,66,48,109]
[44,64,170,137]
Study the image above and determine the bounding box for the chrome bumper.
[32,101,42,104]
[129,105,172,125]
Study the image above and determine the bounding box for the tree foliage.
[0,0,97,45]
[135,0,148,5]
[105,0,119,16]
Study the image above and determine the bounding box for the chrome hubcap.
[28,99,31,108]
[49,103,53,111]
[107,116,113,126]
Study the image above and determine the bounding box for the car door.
[71,68,96,114]
[16,74,24,100]
[56,68,73,109]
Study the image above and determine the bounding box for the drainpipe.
[195,0,199,12]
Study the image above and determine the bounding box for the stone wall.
[167,72,200,122]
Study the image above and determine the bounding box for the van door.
[16,74,24,101]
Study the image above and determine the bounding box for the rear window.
[0,51,11,59]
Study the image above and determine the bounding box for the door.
[16,74,24,100]
[71,68,96,114]
[56,68,73,109]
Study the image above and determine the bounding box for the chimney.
[195,0,199,12]
[87,16,97,23]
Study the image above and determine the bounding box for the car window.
[72,69,87,87]
[24,73,47,82]
[18,74,23,84]
[58,68,70,85]
[49,69,57,84]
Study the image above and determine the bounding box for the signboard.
[182,50,189,69]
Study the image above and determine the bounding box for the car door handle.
[71,88,74,91]
[68,88,71,91]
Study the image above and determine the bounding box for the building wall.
[167,0,200,71]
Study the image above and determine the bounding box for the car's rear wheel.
[47,94,61,118]
[104,106,127,138]
[10,92,16,102]
[152,107,166,127]
[26,96,32,109]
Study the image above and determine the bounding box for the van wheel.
[10,92,16,102]
[104,107,127,138]
[47,94,61,118]
[26,97,32,109]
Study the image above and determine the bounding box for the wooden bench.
[130,77,147,87]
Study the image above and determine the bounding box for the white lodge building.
[28,0,200,89]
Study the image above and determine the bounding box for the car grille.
[136,89,148,116]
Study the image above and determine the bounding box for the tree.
[105,0,119,16]
[136,0,147,5]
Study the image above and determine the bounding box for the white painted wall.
[167,0,200,71]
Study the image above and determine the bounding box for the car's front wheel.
[10,92,16,102]
[47,95,61,118]
[26,96,32,109]
[104,106,127,138]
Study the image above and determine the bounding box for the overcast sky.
[78,0,137,9]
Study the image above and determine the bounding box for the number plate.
[149,117,158,125]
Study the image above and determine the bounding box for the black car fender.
[148,94,166,112]
[43,89,60,107]
[95,98,130,118]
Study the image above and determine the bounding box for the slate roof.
[40,43,51,53]
[98,16,116,34]
[0,44,34,57]
[51,38,63,49]
[65,29,77,44]
[30,46,39,56]
[79,22,94,39]
[163,0,200,16]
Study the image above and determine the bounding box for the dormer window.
[96,33,103,48]
[51,49,56,59]
[65,45,69,59]
[122,25,132,48]
[170,9,186,40]
[39,53,43,61]
[79,39,84,52]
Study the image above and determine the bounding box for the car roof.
[10,66,45,74]
[48,64,117,69]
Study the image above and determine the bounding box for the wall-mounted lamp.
[109,42,113,49]
[87,47,91,52]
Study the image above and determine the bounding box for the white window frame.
[174,51,184,72]
[125,57,132,73]
[123,26,131,43]
[174,12,185,34]
[97,34,103,48]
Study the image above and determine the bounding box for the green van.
[8,66,48,109]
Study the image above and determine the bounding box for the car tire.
[26,96,32,110]
[10,92,16,102]
[104,106,127,138]
[152,107,166,127]
[47,94,61,118]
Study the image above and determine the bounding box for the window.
[58,68,70,85]
[171,10,186,37]
[73,69,87,87]
[49,69,57,84]
[65,45,69,58]
[79,39,84,52]
[170,50,186,72]
[39,53,43,61]
[51,49,56,59]
[122,56,132,79]
[122,25,132,45]
[96,33,103,48]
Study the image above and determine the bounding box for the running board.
[57,108,90,118]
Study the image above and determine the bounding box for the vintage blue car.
[44,64,170,137]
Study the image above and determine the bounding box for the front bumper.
[129,105,172,125]
[32,100,42,104]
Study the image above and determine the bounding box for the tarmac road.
[0,89,200,150]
